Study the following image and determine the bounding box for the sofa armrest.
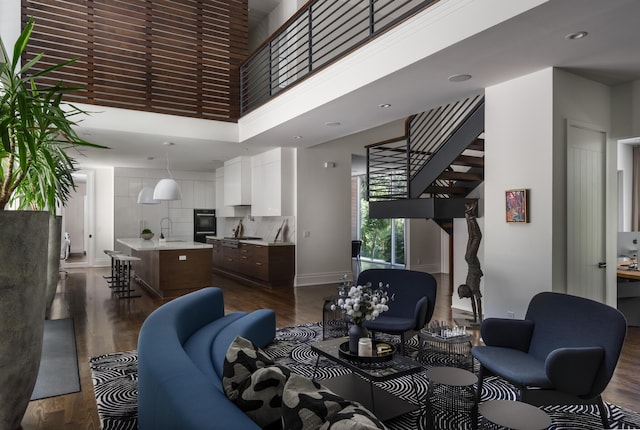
[480,318,534,352]
[546,346,604,396]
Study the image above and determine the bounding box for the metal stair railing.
[367,94,484,202]
[240,0,440,116]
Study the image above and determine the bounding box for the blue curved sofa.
[138,287,276,430]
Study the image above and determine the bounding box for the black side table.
[426,366,478,430]
[479,400,551,430]
[322,295,347,339]
[419,330,474,370]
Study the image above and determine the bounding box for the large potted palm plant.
[11,140,80,315]
[0,18,104,430]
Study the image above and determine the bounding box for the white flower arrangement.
[331,281,392,325]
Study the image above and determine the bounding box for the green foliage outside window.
[394,218,405,265]
[358,178,405,265]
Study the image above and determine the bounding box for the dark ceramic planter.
[0,211,49,430]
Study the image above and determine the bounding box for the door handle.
[598,262,606,268]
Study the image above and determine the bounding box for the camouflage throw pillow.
[282,373,351,430]
[222,336,274,402]
[319,403,387,430]
[236,364,291,429]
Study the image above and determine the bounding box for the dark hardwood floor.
[20,266,640,429]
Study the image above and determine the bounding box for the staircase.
[366,95,485,233]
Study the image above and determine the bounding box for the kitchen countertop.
[117,238,213,251]
[205,236,294,247]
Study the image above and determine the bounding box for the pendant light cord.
[165,151,174,179]
[164,142,175,179]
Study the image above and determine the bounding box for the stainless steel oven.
[193,209,216,243]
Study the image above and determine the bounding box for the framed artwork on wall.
[505,189,529,223]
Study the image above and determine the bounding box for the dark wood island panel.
[123,244,212,300]
[207,238,294,288]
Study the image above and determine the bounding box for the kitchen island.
[206,236,295,288]
[116,238,213,300]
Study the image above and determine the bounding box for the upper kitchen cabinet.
[251,148,295,217]
[216,167,249,218]
[224,156,252,206]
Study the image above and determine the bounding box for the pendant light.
[137,187,160,204]
[153,142,182,201]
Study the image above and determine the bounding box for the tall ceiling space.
[21,0,248,121]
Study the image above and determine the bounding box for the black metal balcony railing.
[240,0,439,115]
[367,95,484,201]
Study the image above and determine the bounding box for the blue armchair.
[356,268,437,355]
[471,292,627,428]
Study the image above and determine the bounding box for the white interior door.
[567,121,607,302]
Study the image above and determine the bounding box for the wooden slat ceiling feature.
[21,0,248,121]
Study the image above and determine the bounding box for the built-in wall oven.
[193,209,216,243]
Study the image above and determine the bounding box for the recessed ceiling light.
[379,103,391,108]
[293,135,303,140]
[325,121,341,127]
[448,74,472,82]
[566,31,588,40]
[147,156,155,160]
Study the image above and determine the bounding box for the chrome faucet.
[160,217,172,239]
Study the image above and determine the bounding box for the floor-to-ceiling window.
[355,176,405,266]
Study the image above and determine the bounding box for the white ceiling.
[73,0,640,172]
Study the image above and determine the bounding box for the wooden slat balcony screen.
[21,0,247,121]
[367,95,484,201]
[240,0,439,116]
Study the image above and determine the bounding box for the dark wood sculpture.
[457,199,483,324]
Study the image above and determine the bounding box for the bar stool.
[110,254,141,299]
[103,250,123,283]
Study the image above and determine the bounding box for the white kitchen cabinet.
[251,148,295,216]
[216,167,248,217]
[224,156,252,206]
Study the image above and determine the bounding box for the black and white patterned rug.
[90,322,640,430]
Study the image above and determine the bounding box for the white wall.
[94,167,115,267]
[611,82,633,139]
[295,143,355,285]
[113,168,215,243]
[406,219,445,274]
[0,0,20,58]
[483,67,616,318]
[553,68,615,305]
[295,121,397,285]
[618,143,633,232]
[484,68,555,319]
[249,1,303,52]
[294,119,445,286]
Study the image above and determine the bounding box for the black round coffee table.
[426,366,478,429]
[479,399,551,430]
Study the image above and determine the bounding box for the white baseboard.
[295,271,351,287]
